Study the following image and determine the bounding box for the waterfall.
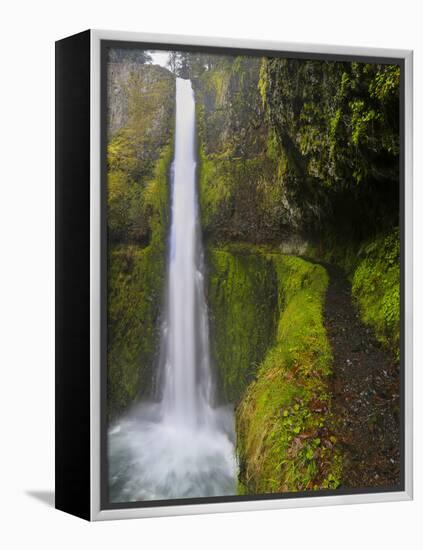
[108,78,236,503]
[160,78,213,427]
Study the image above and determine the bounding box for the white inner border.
[90,29,413,521]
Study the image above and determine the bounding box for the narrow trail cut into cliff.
[321,262,400,487]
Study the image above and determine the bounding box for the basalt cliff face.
[192,57,304,246]
[261,58,400,241]
[106,58,175,419]
[105,51,400,491]
[190,54,400,492]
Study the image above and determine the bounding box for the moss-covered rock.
[107,63,175,244]
[205,241,341,492]
[198,148,296,244]
[107,243,162,417]
[260,58,400,239]
[192,54,400,370]
[307,227,400,359]
[192,57,300,245]
[207,244,278,403]
[352,230,400,359]
[106,59,175,419]
[236,254,342,494]
[190,55,400,248]
[107,145,173,419]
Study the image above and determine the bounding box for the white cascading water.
[108,78,236,502]
[161,77,214,427]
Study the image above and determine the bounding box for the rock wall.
[106,57,175,419]
[261,58,400,241]
[207,245,278,404]
[192,56,303,245]
[189,53,399,492]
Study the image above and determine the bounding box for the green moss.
[198,146,283,243]
[107,244,162,418]
[307,228,400,360]
[107,145,172,420]
[194,56,289,245]
[261,58,400,236]
[142,145,173,246]
[206,244,341,492]
[106,62,175,420]
[352,229,400,360]
[236,254,341,494]
[258,58,268,107]
[207,245,278,403]
[202,68,231,108]
[107,66,175,244]
[197,147,232,233]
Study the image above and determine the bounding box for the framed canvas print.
[55,29,413,521]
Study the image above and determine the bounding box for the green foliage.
[369,65,401,101]
[349,99,380,147]
[236,254,341,493]
[108,48,152,64]
[107,146,172,419]
[352,229,400,359]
